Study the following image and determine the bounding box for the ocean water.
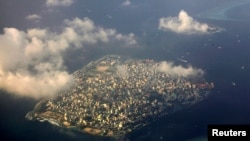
[1,14,250,141]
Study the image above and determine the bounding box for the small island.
[26,55,214,137]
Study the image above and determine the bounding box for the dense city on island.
[26,55,214,137]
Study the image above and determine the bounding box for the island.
[26,55,214,137]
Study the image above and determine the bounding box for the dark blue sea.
[1,11,250,141]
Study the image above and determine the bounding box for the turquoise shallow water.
[196,0,250,21]
[1,1,250,140]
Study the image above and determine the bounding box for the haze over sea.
[1,0,250,141]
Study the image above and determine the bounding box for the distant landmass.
[26,55,214,138]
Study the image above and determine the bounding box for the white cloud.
[46,0,74,7]
[25,14,42,21]
[159,10,221,34]
[0,28,74,99]
[0,17,137,99]
[115,33,136,46]
[122,0,131,6]
[158,61,204,77]
[63,17,136,47]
